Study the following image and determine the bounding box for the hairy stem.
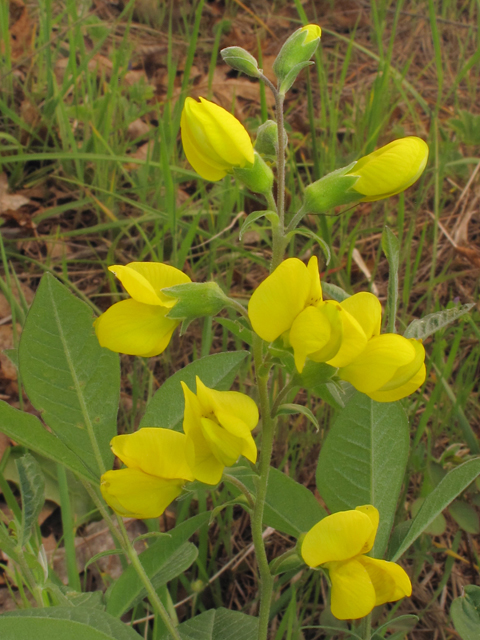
[252,333,276,640]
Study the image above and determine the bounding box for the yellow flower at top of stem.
[181,376,259,486]
[94,262,191,357]
[181,97,254,181]
[100,429,194,519]
[248,257,426,401]
[301,506,412,620]
[346,136,429,202]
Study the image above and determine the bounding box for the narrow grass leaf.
[316,392,410,558]
[382,226,400,333]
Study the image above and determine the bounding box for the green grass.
[0,0,479,637]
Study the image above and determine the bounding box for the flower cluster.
[249,256,426,401]
[101,377,258,518]
[301,506,412,619]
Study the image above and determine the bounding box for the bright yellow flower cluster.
[301,506,412,620]
[249,257,425,402]
[101,377,258,518]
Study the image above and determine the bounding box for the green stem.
[57,464,81,592]
[252,334,276,640]
[271,91,287,272]
[223,473,255,510]
[266,190,277,213]
[358,613,372,640]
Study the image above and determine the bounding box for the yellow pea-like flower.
[101,429,194,519]
[346,136,429,202]
[94,262,191,357]
[301,506,412,620]
[338,334,426,402]
[248,257,381,372]
[181,376,259,486]
[181,97,254,181]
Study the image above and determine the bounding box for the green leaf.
[106,513,209,617]
[285,227,331,264]
[449,500,480,534]
[0,401,97,484]
[227,466,326,537]
[382,226,400,333]
[239,209,278,241]
[160,608,258,640]
[0,606,142,640]
[276,403,319,430]
[140,352,249,430]
[404,303,475,340]
[279,60,314,94]
[215,318,254,347]
[410,498,446,536]
[316,392,410,558]
[16,453,45,547]
[321,282,350,302]
[391,458,480,561]
[293,360,336,390]
[19,273,120,476]
[451,585,480,640]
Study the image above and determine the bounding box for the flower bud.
[234,151,274,194]
[221,46,261,78]
[181,97,254,181]
[255,120,288,157]
[303,163,361,214]
[163,281,230,320]
[346,136,429,202]
[273,24,321,85]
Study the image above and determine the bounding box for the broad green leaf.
[0,606,141,640]
[227,466,326,537]
[0,401,97,484]
[316,392,410,558]
[404,303,475,340]
[19,273,120,476]
[410,498,446,536]
[160,608,258,640]
[451,585,480,640]
[106,513,208,617]
[391,458,480,561]
[449,500,480,534]
[382,226,400,333]
[140,352,249,430]
[16,453,45,547]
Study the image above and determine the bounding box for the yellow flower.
[301,506,412,620]
[339,334,426,402]
[181,376,258,485]
[94,262,191,357]
[181,97,254,181]
[346,137,429,202]
[248,257,381,372]
[101,429,194,519]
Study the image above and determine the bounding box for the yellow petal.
[358,556,412,605]
[301,510,375,567]
[100,468,184,519]
[326,302,368,368]
[301,24,322,44]
[196,377,259,433]
[94,299,178,357]
[307,256,322,305]
[289,306,332,372]
[185,431,224,485]
[125,262,191,307]
[347,137,429,202]
[110,428,194,481]
[108,265,162,306]
[181,105,228,181]
[340,293,382,340]
[368,363,426,402]
[248,258,313,342]
[338,334,417,393]
[378,339,425,391]
[328,559,376,620]
[355,505,379,554]
[200,417,244,467]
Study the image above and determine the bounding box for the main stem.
[271,91,286,271]
[252,334,276,640]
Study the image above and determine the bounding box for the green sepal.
[269,548,304,575]
[279,60,314,95]
[292,360,337,389]
[255,120,287,157]
[164,282,230,320]
[234,151,274,194]
[221,46,261,78]
[303,162,362,213]
[239,209,279,241]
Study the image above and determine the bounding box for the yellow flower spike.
[181,377,259,485]
[181,97,254,181]
[100,429,194,519]
[94,262,190,357]
[301,506,412,620]
[346,136,429,202]
[339,334,426,401]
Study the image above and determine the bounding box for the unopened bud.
[255,120,288,157]
[221,46,261,78]
[273,24,321,86]
[303,163,361,214]
[234,151,274,194]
